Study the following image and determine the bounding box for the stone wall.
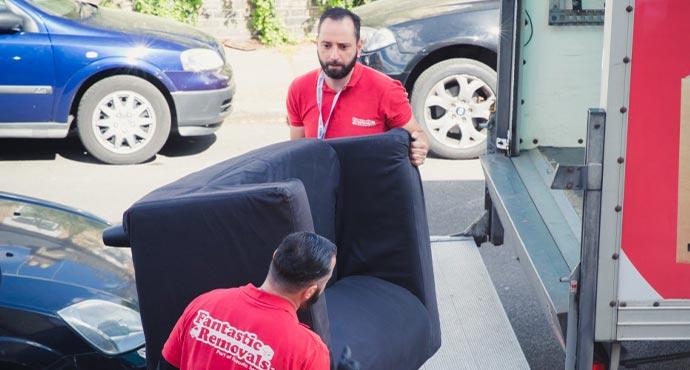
[197,0,320,41]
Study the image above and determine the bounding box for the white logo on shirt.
[352,117,377,127]
[189,310,275,370]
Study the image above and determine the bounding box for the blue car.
[0,192,144,369]
[0,0,235,164]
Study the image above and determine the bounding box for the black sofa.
[119,129,441,369]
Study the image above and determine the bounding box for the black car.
[355,0,499,159]
[0,192,144,369]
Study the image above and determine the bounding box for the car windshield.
[26,0,96,19]
[0,198,135,276]
[0,196,139,305]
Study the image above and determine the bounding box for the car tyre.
[77,75,171,164]
[411,58,497,159]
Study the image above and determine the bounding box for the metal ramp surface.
[421,237,530,370]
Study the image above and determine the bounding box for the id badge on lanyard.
[316,72,343,140]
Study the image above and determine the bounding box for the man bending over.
[159,232,336,370]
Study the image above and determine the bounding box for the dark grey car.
[0,192,144,369]
[355,0,499,159]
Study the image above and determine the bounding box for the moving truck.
[478,0,690,368]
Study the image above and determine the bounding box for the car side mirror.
[0,11,24,34]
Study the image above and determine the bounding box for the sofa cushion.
[326,275,434,370]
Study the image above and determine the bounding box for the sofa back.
[142,139,340,241]
[327,129,441,348]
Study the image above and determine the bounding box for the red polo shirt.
[162,284,329,370]
[287,63,412,138]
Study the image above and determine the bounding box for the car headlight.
[180,48,224,72]
[58,299,144,355]
[362,27,396,53]
[360,26,377,44]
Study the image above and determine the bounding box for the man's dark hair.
[318,7,361,41]
[268,232,336,292]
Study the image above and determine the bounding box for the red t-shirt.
[162,284,329,370]
[287,62,412,139]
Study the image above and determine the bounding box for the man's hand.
[402,118,429,166]
[410,130,429,166]
[337,346,361,370]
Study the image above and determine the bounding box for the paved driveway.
[0,44,483,222]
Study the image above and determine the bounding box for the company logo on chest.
[352,117,377,127]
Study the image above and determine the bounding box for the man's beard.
[319,55,357,80]
[299,287,322,311]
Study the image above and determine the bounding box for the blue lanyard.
[316,72,343,140]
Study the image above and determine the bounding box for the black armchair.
[117,129,440,370]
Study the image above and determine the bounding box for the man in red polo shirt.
[158,232,335,370]
[287,7,429,166]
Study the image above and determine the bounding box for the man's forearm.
[290,125,306,140]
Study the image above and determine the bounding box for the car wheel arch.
[67,68,178,133]
[404,44,497,93]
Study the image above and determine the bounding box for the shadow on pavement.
[0,137,97,163]
[0,133,217,163]
[159,134,217,157]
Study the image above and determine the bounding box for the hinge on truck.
[496,137,509,150]
[496,129,510,151]
[551,163,603,191]
[551,109,606,191]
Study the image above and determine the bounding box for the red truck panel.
[623,0,690,298]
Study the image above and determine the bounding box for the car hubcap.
[424,74,496,150]
[92,91,157,154]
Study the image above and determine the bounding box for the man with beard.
[158,232,335,370]
[287,7,429,166]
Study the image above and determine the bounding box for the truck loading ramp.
[421,237,530,369]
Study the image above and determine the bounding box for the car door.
[0,0,56,123]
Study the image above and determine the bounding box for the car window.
[1,198,136,272]
[2,0,41,33]
[26,0,80,19]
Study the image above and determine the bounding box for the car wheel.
[411,58,497,159]
[77,75,171,164]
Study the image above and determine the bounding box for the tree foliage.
[249,0,292,46]
[317,0,372,10]
[133,0,203,24]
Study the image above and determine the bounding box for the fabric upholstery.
[326,276,433,370]
[122,130,440,370]
[327,130,440,330]
[125,181,325,370]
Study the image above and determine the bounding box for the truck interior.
[485,0,604,342]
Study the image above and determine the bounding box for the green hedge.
[317,0,373,10]
[249,0,292,46]
[120,0,377,44]
[133,0,202,24]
